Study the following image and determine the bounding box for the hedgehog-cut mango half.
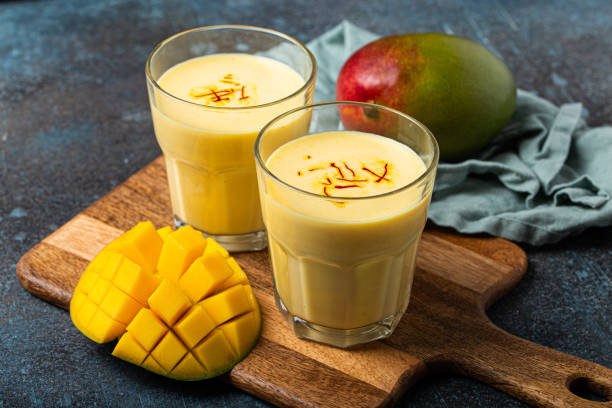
[70,221,261,381]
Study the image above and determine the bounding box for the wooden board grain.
[17,156,612,408]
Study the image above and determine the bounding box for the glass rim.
[145,25,317,111]
[255,101,440,201]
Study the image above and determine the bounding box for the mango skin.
[70,222,261,381]
[336,33,516,161]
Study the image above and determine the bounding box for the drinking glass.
[146,25,316,251]
[255,102,438,347]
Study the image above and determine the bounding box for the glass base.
[274,286,401,349]
[174,216,267,252]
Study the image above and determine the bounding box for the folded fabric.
[307,21,612,245]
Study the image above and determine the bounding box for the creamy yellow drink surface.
[151,53,306,235]
[262,131,431,329]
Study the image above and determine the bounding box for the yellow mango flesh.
[70,221,261,381]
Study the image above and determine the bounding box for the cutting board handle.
[446,322,612,408]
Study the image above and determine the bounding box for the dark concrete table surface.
[1,0,610,407]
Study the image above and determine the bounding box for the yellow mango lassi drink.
[146,26,316,251]
[153,55,305,234]
[255,102,438,347]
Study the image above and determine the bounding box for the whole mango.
[336,33,516,161]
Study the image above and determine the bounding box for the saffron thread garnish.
[335,177,368,182]
[321,177,334,186]
[303,161,393,200]
[192,89,233,99]
[343,162,356,177]
[334,184,361,189]
[210,89,232,102]
[190,74,250,104]
[330,162,345,178]
[362,164,390,182]
[239,85,249,100]
[378,163,389,183]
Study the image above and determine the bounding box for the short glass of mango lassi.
[146,26,316,251]
[255,102,439,348]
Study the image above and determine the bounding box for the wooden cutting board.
[17,156,612,408]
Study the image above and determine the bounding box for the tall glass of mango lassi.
[255,102,438,348]
[146,26,316,251]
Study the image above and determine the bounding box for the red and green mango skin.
[336,33,516,161]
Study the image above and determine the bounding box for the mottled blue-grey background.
[1,0,610,407]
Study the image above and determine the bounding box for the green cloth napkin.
[307,21,612,245]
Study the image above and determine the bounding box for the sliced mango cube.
[99,251,124,281]
[221,311,260,357]
[201,284,251,325]
[179,251,233,303]
[113,256,158,305]
[112,332,148,366]
[170,353,206,380]
[76,270,99,295]
[87,309,125,343]
[156,226,173,240]
[126,308,168,352]
[216,257,248,292]
[173,305,215,349]
[243,284,262,330]
[111,221,162,275]
[70,223,261,381]
[100,286,143,325]
[151,331,187,373]
[88,277,112,305]
[156,225,206,282]
[203,237,229,258]
[148,278,192,327]
[142,355,166,375]
[72,295,98,330]
[70,292,87,315]
[75,249,110,294]
[193,329,236,375]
